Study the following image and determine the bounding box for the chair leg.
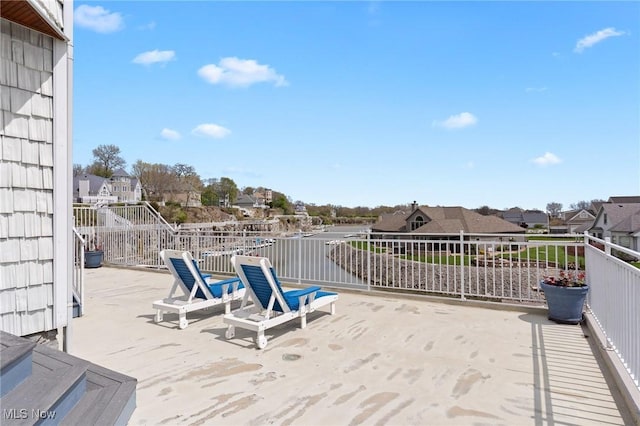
[256,331,268,349]
[300,312,307,329]
[225,325,235,339]
[224,302,231,315]
[330,302,336,315]
[178,313,188,329]
[155,310,164,323]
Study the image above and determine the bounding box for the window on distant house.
[604,214,607,225]
[412,216,424,231]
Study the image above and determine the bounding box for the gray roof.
[413,206,526,234]
[374,206,525,234]
[563,209,595,223]
[610,210,640,234]
[235,194,256,206]
[500,209,546,225]
[521,211,547,224]
[73,174,107,196]
[112,168,129,177]
[608,196,640,204]
[592,203,640,233]
[371,211,408,232]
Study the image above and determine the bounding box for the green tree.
[219,177,238,205]
[270,191,293,214]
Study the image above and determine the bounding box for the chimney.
[411,201,417,211]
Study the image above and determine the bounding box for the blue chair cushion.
[240,264,334,312]
[207,277,244,298]
[170,257,242,299]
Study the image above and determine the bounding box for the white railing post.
[366,231,371,292]
[298,229,302,285]
[460,230,465,301]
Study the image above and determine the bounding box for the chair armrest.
[285,286,321,299]
[210,277,243,297]
[216,277,242,287]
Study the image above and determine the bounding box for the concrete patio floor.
[70,266,633,425]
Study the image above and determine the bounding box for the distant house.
[110,168,142,203]
[562,209,596,234]
[73,170,142,205]
[253,188,272,206]
[235,194,262,209]
[499,208,548,230]
[372,203,526,236]
[294,201,307,214]
[589,202,640,251]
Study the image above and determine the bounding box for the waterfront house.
[110,167,143,203]
[73,170,142,205]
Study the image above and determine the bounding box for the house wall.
[1,19,56,335]
[0,1,72,340]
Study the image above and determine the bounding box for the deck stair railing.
[71,226,85,316]
[73,202,178,267]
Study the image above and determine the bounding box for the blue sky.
[72,1,640,210]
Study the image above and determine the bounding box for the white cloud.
[532,152,562,166]
[192,124,231,139]
[198,57,288,88]
[525,87,548,93]
[160,128,181,140]
[132,50,176,66]
[433,112,478,129]
[574,27,626,53]
[74,5,124,33]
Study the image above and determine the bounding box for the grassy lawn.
[349,241,385,253]
[349,240,587,268]
[526,236,584,242]
[498,245,585,269]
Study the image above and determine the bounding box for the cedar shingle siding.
[1,17,57,336]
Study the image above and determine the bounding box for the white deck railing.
[72,227,85,316]
[585,234,640,391]
[71,205,640,393]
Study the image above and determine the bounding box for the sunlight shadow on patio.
[521,313,631,426]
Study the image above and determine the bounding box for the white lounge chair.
[152,249,245,329]
[223,255,338,349]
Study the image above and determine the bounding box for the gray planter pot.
[85,250,104,268]
[541,281,589,325]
